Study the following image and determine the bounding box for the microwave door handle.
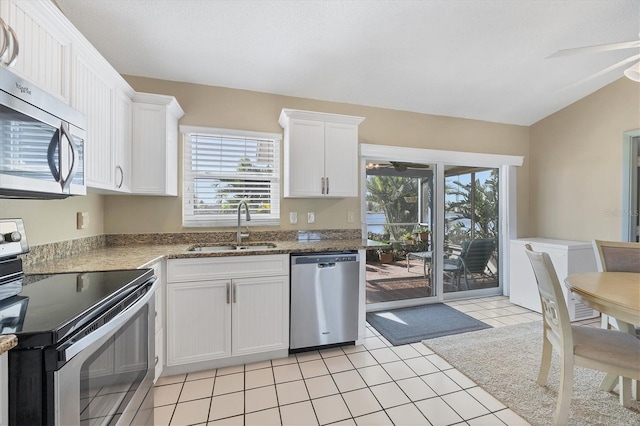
[0,19,8,64]
[47,128,62,183]
[59,123,76,191]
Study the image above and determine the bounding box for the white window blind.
[182,126,280,227]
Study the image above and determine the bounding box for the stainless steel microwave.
[0,66,86,199]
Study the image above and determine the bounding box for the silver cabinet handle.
[233,283,237,303]
[0,19,8,63]
[0,18,19,67]
[321,177,325,195]
[226,282,230,304]
[116,165,124,188]
[5,24,18,67]
[326,177,329,194]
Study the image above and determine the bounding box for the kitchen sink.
[187,243,277,252]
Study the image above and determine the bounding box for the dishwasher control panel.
[291,253,358,265]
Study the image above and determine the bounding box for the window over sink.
[181,126,281,227]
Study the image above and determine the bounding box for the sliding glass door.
[442,166,500,296]
[365,161,437,308]
[364,156,505,311]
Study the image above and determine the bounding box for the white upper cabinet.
[72,51,114,190]
[113,89,132,192]
[279,109,364,198]
[131,93,185,196]
[0,0,71,101]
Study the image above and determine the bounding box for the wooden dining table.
[564,272,640,327]
[564,271,640,406]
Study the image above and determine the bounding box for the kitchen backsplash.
[21,229,362,267]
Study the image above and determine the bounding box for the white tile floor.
[153,296,601,425]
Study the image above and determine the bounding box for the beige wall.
[0,77,530,243]
[529,77,640,241]
[102,76,530,236]
[0,192,104,245]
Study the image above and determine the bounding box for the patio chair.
[444,238,496,290]
[524,244,640,425]
[592,240,640,332]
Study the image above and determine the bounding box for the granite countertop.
[24,238,387,275]
[0,334,17,355]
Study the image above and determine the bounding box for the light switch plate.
[347,212,355,223]
[307,212,315,224]
[289,212,298,224]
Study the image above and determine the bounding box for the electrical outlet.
[347,211,355,223]
[77,212,89,230]
[289,212,298,224]
[307,212,315,224]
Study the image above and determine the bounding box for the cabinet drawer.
[167,255,289,282]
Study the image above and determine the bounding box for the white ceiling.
[55,0,640,126]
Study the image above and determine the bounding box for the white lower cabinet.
[166,255,289,368]
[150,260,165,382]
[166,279,231,365]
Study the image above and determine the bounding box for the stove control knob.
[1,232,22,243]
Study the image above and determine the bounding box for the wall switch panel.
[307,212,315,224]
[347,211,355,223]
[289,212,298,224]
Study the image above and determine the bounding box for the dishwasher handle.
[318,262,336,268]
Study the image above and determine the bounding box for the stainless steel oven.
[0,219,157,425]
[55,277,156,425]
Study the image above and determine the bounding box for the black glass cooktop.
[0,269,153,348]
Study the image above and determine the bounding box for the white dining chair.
[524,244,640,425]
[592,239,640,331]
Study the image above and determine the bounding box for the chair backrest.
[592,240,640,273]
[524,244,573,352]
[460,238,496,273]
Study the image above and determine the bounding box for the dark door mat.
[366,303,492,346]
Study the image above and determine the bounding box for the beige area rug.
[423,321,640,426]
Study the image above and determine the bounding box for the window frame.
[181,125,282,228]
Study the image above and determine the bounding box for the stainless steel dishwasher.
[290,252,360,350]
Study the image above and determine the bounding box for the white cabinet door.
[280,109,364,198]
[113,89,132,192]
[0,0,70,101]
[131,93,184,196]
[166,280,231,366]
[72,53,114,190]
[284,119,325,197]
[154,328,163,382]
[232,276,289,356]
[324,122,359,197]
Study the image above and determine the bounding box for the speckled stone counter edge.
[21,229,362,268]
[0,334,17,355]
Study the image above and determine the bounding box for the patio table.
[406,251,432,278]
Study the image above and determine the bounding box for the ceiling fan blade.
[548,40,640,58]
[563,53,640,90]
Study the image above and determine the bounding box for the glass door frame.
[360,144,523,311]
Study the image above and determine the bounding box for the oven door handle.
[58,279,157,363]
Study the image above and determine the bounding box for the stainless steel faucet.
[237,200,251,245]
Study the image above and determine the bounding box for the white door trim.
[360,144,524,300]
